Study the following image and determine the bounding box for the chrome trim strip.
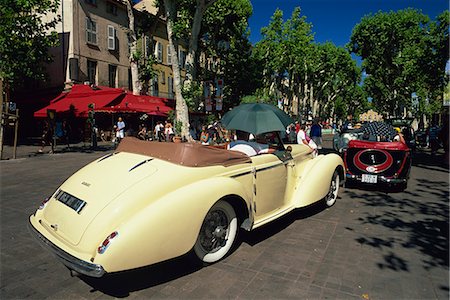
[230,161,286,178]
[256,161,285,172]
[230,170,252,178]
[28,219,105,278]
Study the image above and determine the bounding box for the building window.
[106,2,117,15]
[144,36,151,58]
[107,25,116,50]
[178,49,186,69]
[167,45,171,65]
[151,75,159,97]
[161,71,165,84]
[87,60,97,85]
[154,41,163,63]
[86,18,97,45]
[108,65,117,87]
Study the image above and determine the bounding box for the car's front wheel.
[324,170,339,207]
[193,201,238,264]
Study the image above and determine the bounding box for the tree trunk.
[125,0,142,95]
[185,1,205,83]
[164,0,190,139]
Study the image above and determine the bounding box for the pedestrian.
[154,122,162,142]
[439,117,449,166]
[116,117,126,143]
[286,124,296,143]
[428,121,440,155]
[297,124,318,157]
[310,119,323,150]
[165,121,174,142]
[62,119,71,148]
[38,119,54,154]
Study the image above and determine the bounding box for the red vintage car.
[343,123,412,190]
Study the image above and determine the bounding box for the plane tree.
[348,8,449,118]
[0,0,60,92]
[253,7,360,121]
[159,0,254,138]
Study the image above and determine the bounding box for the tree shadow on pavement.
[240,201,327,246]
[412,149,449,173]
[346,175,449,279]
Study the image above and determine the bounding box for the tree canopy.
[348,9,449,117]
[252,7,361,121]
[0,0,60,91]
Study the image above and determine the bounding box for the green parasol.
[221,103,293,135]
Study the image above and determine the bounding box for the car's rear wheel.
[193,201,238,263]
[324,170,339,207]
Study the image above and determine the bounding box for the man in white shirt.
[116,117,125,141]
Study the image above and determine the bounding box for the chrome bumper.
[345,174,407,184]
[28,218,106,278]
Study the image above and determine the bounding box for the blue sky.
[248,0,449,46]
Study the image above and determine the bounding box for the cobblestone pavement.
[0,138,448,299]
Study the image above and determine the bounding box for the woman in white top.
[297,124,318,156]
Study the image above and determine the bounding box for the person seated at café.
[200,126,210,145]
[138,123,148,140]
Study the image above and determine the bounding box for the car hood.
[40,152,158,245]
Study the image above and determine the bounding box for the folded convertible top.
[117,137,252,167]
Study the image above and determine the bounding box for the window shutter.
[154,41,159,59]
[107,25,115,50]
[167,45,171,65]
[157,42,163,62]
[144,36,151,58]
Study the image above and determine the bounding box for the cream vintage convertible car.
[29,135,344,277]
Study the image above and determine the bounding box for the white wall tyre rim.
[325,171,339,207]
[194,201,237,263]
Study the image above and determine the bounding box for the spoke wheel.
[194,201,237,264]
[324,170,339,207]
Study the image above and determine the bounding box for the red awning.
[97,92,173,116]
[34,84,124,117]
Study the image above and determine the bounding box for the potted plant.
[173,120,183,143]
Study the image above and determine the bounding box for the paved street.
[0,138,448,299]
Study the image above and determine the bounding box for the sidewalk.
[0,141,115,160]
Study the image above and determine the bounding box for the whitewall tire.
[324,170,339,207]
[193,201,238,263]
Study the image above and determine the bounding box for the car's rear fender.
[292,153,344,208]
[92,177,252,273]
